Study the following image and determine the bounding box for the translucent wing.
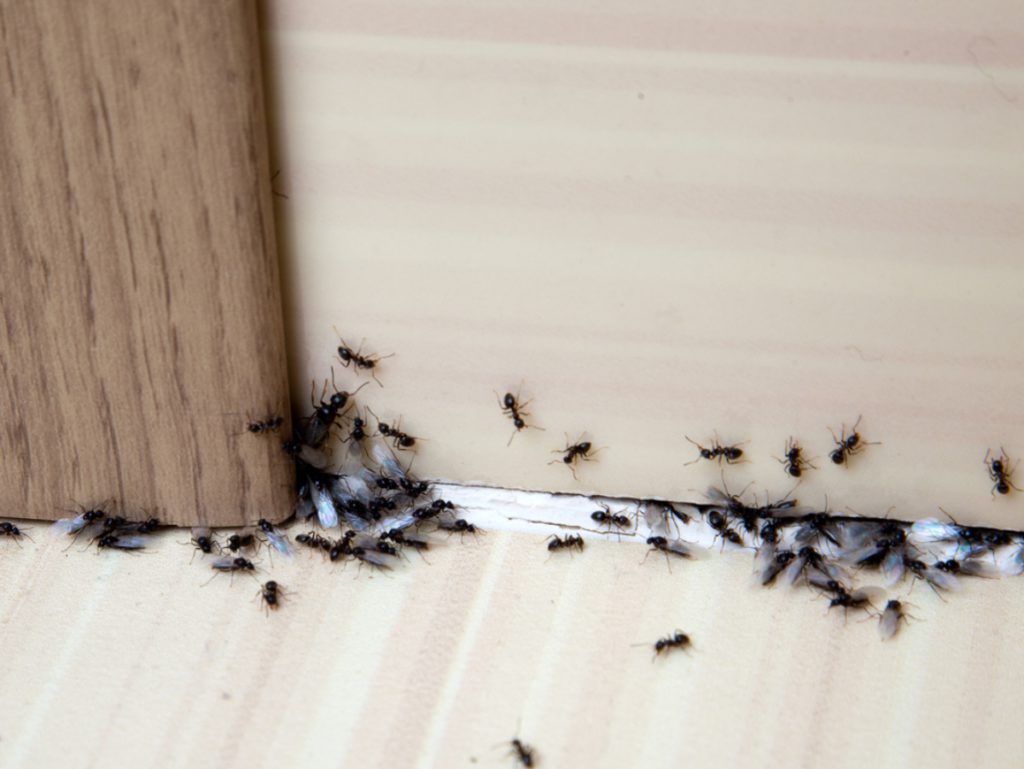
[311,482,339,529]
[910,518,959,544]
[881,549,906,587]
[878,604,902,640]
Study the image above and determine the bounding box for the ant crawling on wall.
[549,434,601,479]
[985,448,1019,496]
[334,328,394,386]
[497,382,544,445]
[828,415,879,466]
[684,433,745,466]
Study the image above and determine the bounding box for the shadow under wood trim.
[0,0,291,525]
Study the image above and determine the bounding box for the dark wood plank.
[0,0,292,525]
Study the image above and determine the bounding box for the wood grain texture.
[0,0,291,525]
[1,517,1022,769]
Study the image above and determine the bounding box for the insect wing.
[311,483,340,529]
[881,549,906,587]
[878,604,902,640]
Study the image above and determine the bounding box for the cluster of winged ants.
[12,332,1021,767]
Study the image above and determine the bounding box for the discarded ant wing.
[310,479,340,529]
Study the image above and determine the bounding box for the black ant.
[507,738,536,768]
[247,415,284,435]
[591,503,631,529]
[225,532,256,552]
[877,599,917,640]
[334,331,393,386]
[705,510,743,549]
[189,527,219,559]
[644,536,695,563]
[547,534,585,553]
[259,580,283,611]
[985,448,1019,496]
[635,629,691,660]
[549,435,600,479]
[777,437,814,478]
[367,407,419,450]
[498,384,542,445]
[303,373,369,448]
[296,531,333,552]
[684,434,744,465]
[828,415,878,466]
[212,556,255,573]
[341,411,369,449]
[0,522,30,541]
[438,518,478,536]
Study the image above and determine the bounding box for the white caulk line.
[414,531,513,769]
[6,557,117,769]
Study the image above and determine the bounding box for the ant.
[591,503,631,529]
[877,599,917,640]
[985,448,1019,496]
[497,384,542,445]
[259,580,283,611]
[635,630,691,660]
[507,738,536,768]
[547,534,585,553]
[341,410,369,451]
[303,373,369,448]
[212,556,255,572]
[828,415,878,466]
[705,510,743,549]
[188,527,219,559]
[246,415,284,435]
[367,407,419,450]
[225,532,257,553]
[777,437,814,478]
[296,531,333,552]
[0,522,30,541]
[644,536,696,564]
[549,435,600,479]
[438,518,478,536]
[334,330,393,386]
[684,434,745,466]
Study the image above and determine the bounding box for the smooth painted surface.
[260,0,1024,528]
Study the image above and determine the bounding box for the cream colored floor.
[2,490,1023,769]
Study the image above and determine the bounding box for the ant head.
[337,346,352,362]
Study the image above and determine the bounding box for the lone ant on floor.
[549,434,601,479]
[497,382,543,445]
[985,448,1019,496]
[258,580,284,612]
[334,329,393,386]
[634,629,692,661]
[684,433,745,466]
[828,415,878,466]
